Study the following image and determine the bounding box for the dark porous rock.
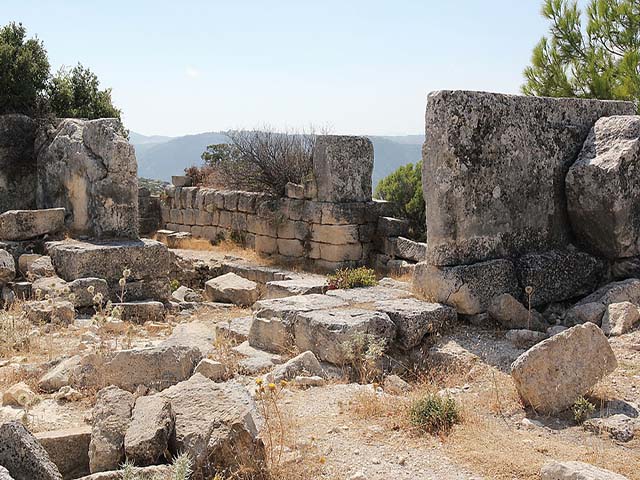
[567,116,640,260]
[0,209,65,241]
[413,258,521,315]
[515,249,604,307]
[422,90,634,266]
[488,293,547,332]
[0,421,62,480]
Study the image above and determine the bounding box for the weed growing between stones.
[0,302,33,357]
[120,452,192,479]
[409,393,461,435]
[341,332,386,383]
[572,395,596,424]
[326,267,377,290]
[255,378,287,470]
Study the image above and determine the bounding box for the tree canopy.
[522,0,640,107]
[374,161,425,242]
[0,22,122,122]
[0,22,50,116]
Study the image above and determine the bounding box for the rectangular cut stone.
[312,135,374,203]
[196,210,212,225]
[222,191,239,211]
[394,237,427,262]
[424,90,635,266]
[414,258,521,315]
[36,426,91,479]
[319,242,363,262]
[0,208,65,241]
[237,192,257,212]
[255,235,278,255]
[47,238,171,301]
[218,210,232,229]
[169,209,183,224]
[319,202,366,225]
[277,238,305,257]
[311,224,359,245]
[277,220,309,240]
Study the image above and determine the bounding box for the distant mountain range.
[131,131,424,189]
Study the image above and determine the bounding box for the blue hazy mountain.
[131,131,423,188]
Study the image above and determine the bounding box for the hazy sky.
[4,1,551,137]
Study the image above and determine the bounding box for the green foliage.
[374,161,425,242]
[523,0,640,108]
[47,63,122,121]
[169,279,181,292]
[0,22,50,116]
[0,22,122,123]
[409,394,461,434]
[201,143,234,167]
[572,395,595,424]
[326,267,377,290]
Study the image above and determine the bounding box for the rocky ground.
[0,243,639,480]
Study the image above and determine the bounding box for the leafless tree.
[218,127,318,196]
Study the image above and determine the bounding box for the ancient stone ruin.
[0,91,639,479]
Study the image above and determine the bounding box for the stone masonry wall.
[161,186,395,271]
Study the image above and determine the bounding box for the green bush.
[374,161,425,241]
[572,395,595,424]
[327,267,377,290]
[409,394,461,434]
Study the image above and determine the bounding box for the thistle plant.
[255,378,287,469]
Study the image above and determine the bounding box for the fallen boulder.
[0,250,15,284]
[265,351,324,383]
[89,386,134,473]
[566,115,640,260]
[124,395,174,466]
[204,272,259,306]
[0,421,62,480]
[488,293,547,332]
[601,302,640,336]
[0,208,65,241]
[540,461,628,480]
[159,374,264,477]
[511,323,617,414]
[294,309,396,364]
[375,298,457,349]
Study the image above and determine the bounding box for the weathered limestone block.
[564,301,607,327]
[193,359,226,381]
[2,382,38,407]
[510,323,617,414]
[265,277,327,299]
[171,175,191,187]
[601,301,640,336]
[35,426,91,479]
[487,293,547,331]
[540,461,628,480]
[89,386,134,473]
[414,258,521,315]
[47,239,171,301]
[423,90,634,266]
[294,309,396,364]
[265,351,324,383]
[505,329,548,349]
[311,224,359,245]
[248,316,294,353]
[27,255,56,278]
[376,216,409,238]
[0,421,62,480]
[36,118,139,239]
[23,300,75,325]
[74,345,202,392]
[575,278,640,311]
[68,278,110,308]
[0,249,15,284]
[319,202,366,225]
[375,299,456,349]
[285,182,304,199]
[159,374,264,477]
[124,396,174,466]
[112,301,165,324]
[204,272,259,306]
[0,208,65,241]
[393,237,427,262]
[312,135,374,203]
[0,114,38,212]
[276,219,308,240]
[567,116,640,259]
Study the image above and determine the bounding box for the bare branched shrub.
[195,128,319,196]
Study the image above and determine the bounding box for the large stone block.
[36,118,139,239]
[413,258,521,315]
[567,116,640,259]
[0,114,37,213]
[510,323,617,414]
[47,239,171,301]
[423,90,634,266]
[36,426,91,479]
[0,421,62,480]
[515,249,603,307]
[294,308,396,364]
[312,135,373,203]
[0,208,65,241]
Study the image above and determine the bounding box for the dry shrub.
[0,303,34,358]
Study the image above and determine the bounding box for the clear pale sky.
[4,1,551,137]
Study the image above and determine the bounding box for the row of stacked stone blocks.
[162,135,389,270]
[163,186,387,270]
